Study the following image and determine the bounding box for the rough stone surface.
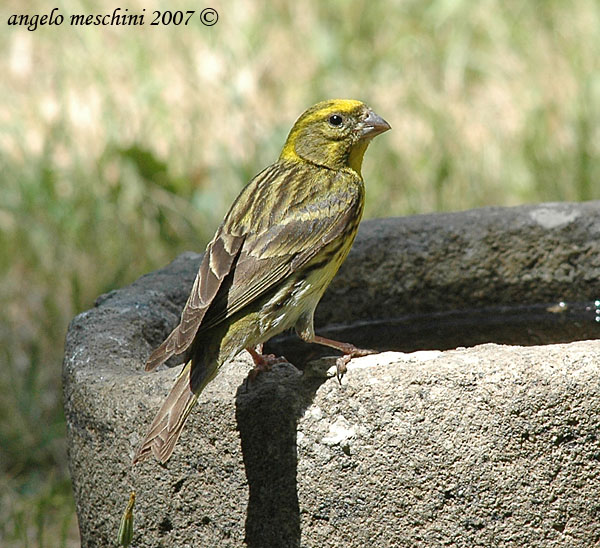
[63,202,600,547]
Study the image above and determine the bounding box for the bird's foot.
[310,335,376,384]
[244,345,288,389]
[334,347,376,383]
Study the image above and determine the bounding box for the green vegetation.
[1,0,599,545]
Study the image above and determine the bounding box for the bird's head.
[280,99,391,176]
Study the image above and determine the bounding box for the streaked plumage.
[134,99,390,464]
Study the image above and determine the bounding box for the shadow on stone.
[235,361,337,548]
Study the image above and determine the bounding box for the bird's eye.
[328,114,344,127]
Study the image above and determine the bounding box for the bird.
[133,99,390,465]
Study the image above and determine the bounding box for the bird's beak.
[360,109,391,138]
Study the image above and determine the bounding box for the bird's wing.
[196,166,363,331]
[144,162,284,371]
[144,230,245,371]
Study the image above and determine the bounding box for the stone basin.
[63,201,600,547]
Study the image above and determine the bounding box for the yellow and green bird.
[133,99,390,464]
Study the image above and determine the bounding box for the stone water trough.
[63,201,600,547]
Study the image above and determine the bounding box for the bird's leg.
[245,344,287,386]
[249,343,289,366]
[310,335,376,383]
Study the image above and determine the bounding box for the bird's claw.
[244,346,290,391]
[335,347,376,384]
[335,354,351,384]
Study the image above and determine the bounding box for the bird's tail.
[133,361,198,465]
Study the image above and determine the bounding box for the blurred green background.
[1,0,599,545]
